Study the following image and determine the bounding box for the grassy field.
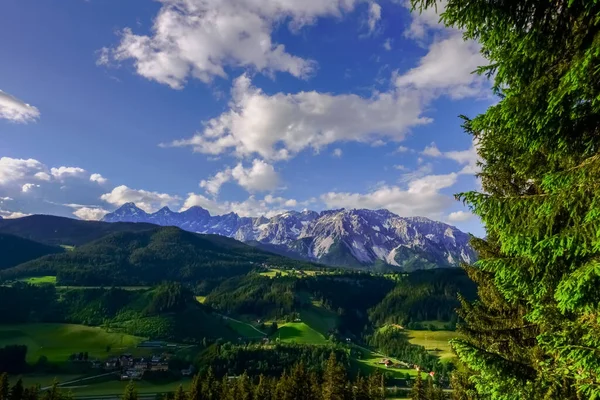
[299,303,338,337]
[60,378,192,396]
[226,318,265,339]
[195,296,207,303]
[18,276,57,285]
[8,374,82,388]
[0,324,146,363]
[273,322,328,345]
[406,330,459,361]
[351,345,425,379]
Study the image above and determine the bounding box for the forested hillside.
[0,226,319,285]
[0,233,63,270]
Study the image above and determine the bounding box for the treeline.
[196,342,350,377]
[0,283,235,342]
[366,327,447,376]
[205,275,298,319]
[0,345,27,374]
[368,269,476,328]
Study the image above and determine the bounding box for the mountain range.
[103,203,476,270]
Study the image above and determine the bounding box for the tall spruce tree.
[322,353,348,400]
[202,368,218,400]
[10,380,23,400]
[254,375,272,400]
[411,372,425,400]
[123,380,138,400]
[0,374,8,400]
[174,385,186,400]
[409,0,600,398]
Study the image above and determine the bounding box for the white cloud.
[404,0,448,40]
[51,166,88,180]
[398,163,433,182]
[371,140,386,147]
[200,159,280,196]
[421,142,442,157]
[367,3,382,33]
[166,74,431,160]
[181,193,297,217]
[421,140,481,175]
[383,38,392,51]
[0,210,30,219]
[395,145,410,153]
[100,185,181,213]
[21,183,40,193]
[0,197,13,201]
[0,90,40,123]
[322,172,458,219]
[101,0,375,88]
[394,164,407,171]
[34,172,51,181]
[395,33,487,99]
[200,170,232,196]
[90,173,108,185]
[332,148,343,158]
[231,159,279,192]
[0,158,47,185]
[72,207,110,221]
[447,210,474,222]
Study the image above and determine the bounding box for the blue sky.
[0,0,488,236]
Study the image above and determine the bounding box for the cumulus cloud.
[447,210,474,222]
[0,158,47,185]
[421,140,481,175]
[395,33,487,99]
[166,74,431,160]
[403,0,447,40]
[200,159,280,196]
[100,185,181,213]
[321,172,458,219]
[34,172,51,181]
[0,210,30,219]
[90,173,108,185]
[0,90,40,123]
[332,148,343,158]
[367,3,382,33]
[21,183,40,193]
[51,166,88,180]
[72,207,110,221]
[181,193,299,217]
[99,0,381,88]
[383,38,392,51]
[421,143,442,157]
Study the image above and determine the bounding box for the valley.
[0,214,470,399]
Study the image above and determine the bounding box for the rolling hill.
[0,225,318,285]
[0,233,64,270]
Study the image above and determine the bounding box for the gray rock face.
[102,204,476,270]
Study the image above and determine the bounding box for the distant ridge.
[103,204,476,270]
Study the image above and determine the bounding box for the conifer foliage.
[410,0,600,398]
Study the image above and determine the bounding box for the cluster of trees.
[368,269,476,328]
[163,354,384,400]
[410,0,600,398]
[205,275,298,319]
[0,283,235,343]
[196,343,350,378]
[366,328,448,377]
[0,346,27,374]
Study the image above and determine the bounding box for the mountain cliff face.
[103,203,476,270]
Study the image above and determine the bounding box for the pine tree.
[322,353,348,400]
[409,0,600,398]
[367,373,384,400]
[0,374,9,400]
[10,380,23,400]
[42,381,60,400]
[188,374,202,400]
[202,368,218,400]
[174,385,185,400]
[254,375,272,400]
[411,372,425,400]
[123,380,138,400]
[352,375,369,400]
[236,372,252,400]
